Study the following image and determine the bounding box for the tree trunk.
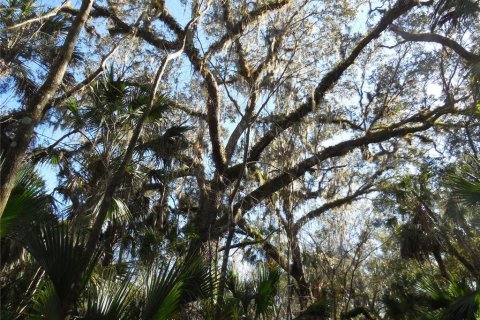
[0,0,94,217]
[290,230,310,309]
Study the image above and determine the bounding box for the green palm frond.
[162,125,194,139]
[223,265,280,319]
[255,265,280,319]
[141,253,216,320]
[448,158,480,207]
[141,260,184,320]
[416,276,452,309]
[221,297,244,320]
[226,269,255,313]
[28,281,63,320]
[431,0,480,30]
[90,195,133,225]
[416,274,480,320]
[19,222,101,313]
[83,272,135,320]
[442,290,480,320]
[1,165,52,236]
[108,197,133,224]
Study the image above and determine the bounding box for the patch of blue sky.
[165,0,192,26]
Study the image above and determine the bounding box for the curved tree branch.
[214,103,455,233]
[294,185,376,232]
[390,25,480,63]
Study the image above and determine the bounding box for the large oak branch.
[294,184,376,232]
[214,103,455,233]
[224,0,419,182]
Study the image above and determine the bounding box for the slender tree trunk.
[290,231,310,309]
[215,223,235,319]
[0,0,94,217]
[432,249,449,279]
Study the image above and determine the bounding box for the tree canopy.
[1,0,479,319]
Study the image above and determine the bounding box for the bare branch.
[204,0,291,61]
[91,4,180,51]
[294,184,376,231]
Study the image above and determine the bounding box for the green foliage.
[141,253,216,320]
[448,158,480,207]
[222,265,280,320]
[255,266,280,318]
[432,0,480,30]
[0,0,78,98]
[0,165,52,236]
[415,274,480,320]
[295,298,331,320]
[384,157,480,320]
[19,222,102,315]
[2,1,480,319]
[82,272,135,320]
[29,281,63,320]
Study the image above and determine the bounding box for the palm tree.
[1,67,216,318]
[0,0,83,100]
[219,265,280,320]
[383,157,480,320]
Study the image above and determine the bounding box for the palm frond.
[19,222,101,311]
[431,0,480,30]
[1,165,52,236]
[448,158,480,207]
[255,265,280,318]
[28,281,63,320]
[416,274,479,320]
[442,290,480,320]
[83,272,135,320]
[141,253,216,320]
[108,197,133,224]
[141,260,183,320]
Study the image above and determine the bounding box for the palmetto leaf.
[83,272,135,320]
[416,274,480,320]
[145,94,170,122]
[448,158,480,207]
[226,269,255,312]
[141,252,216,320]
[0,165,52,236]
[28,281,63,320]
[19,222,102,314]
[431,0,480,29]
[162,125,194,138]
[255,265,280,319]
[108,197,133,224]
[91,196,133,225]
[223,265,280,319]
[442,290,480,320]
